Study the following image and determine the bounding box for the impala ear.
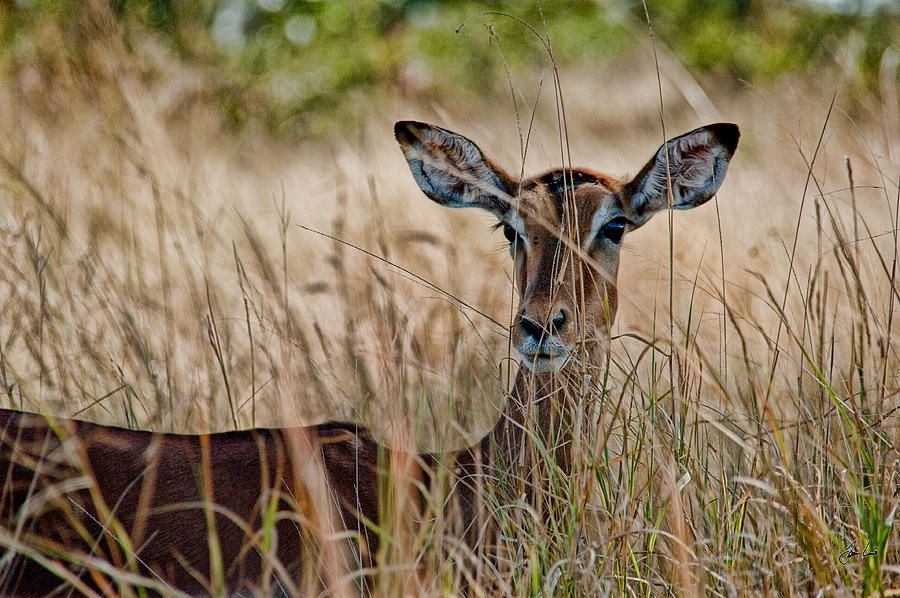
[626,123,739,227]
[395,121,516,216]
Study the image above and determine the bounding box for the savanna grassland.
[1,1,900,596]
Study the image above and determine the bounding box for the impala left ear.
[625,123,739,227]
[394,120,517,218]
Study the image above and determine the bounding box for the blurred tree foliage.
[0,0,897,138]
[640,0,899,84]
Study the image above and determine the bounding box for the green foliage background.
[1,0,897,136]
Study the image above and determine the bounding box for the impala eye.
[502,224,522,246]
[599,217,628,244]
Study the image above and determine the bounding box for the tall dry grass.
[1,6,900,597]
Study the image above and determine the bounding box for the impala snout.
[513,305,575,373]
[519,307,567,338]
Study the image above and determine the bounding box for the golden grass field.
[1,6,900,597]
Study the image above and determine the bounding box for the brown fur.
[0,373,568,596]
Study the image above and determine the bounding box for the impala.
[0,120,738,596]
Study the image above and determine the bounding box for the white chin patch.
[518,352,570,373]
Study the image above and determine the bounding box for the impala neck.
[478,364,578,490]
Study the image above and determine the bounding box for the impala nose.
[551,309,566,332]
[519,308,567,341]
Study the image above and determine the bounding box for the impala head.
[396,121,739,373]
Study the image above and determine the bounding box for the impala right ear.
[395,121,516,216]
[625,123,740,227]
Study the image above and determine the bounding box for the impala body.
[0,120,738,596]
